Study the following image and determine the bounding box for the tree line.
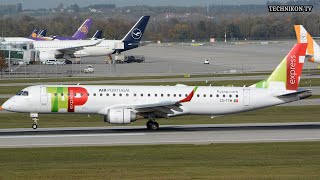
[0,12,319,42]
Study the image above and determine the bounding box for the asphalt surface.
[3,41,319,77]
[0,123,320,148]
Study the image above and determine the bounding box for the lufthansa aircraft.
[294,25,320,63]
[1,43,311,130]
[33,16,149,62]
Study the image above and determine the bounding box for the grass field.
[0,142,320,179]
[0,105,319,129]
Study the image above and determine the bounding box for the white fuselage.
[3,85,297,117]
[33,40,118,58]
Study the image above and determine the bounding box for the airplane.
[294,25,320,63]
[91,30,102,40]
[1,18,93,43]
[32,16,150,62]
[0,43,311,130]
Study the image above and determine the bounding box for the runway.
[1,123,320,148]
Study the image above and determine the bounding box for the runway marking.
[1,138,320,148]
[0,133,146,139]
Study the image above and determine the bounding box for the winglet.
[179,86,198,103]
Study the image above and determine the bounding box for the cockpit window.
[16,91,29,96]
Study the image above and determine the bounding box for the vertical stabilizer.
[72,19,93,40]
[251,43,308,91]
[294,25,320,63]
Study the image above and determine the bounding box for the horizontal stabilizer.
[277,89,312,99]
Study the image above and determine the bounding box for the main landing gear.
[30,113,39,129]
[146,116,159,130]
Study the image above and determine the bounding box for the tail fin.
[91,30,102,40]
[29,29,38,38]
[37,29,47,37]
[294,25,320,63]
[251,43,308,91]
[122,16,150,43]
[72,18,93,40]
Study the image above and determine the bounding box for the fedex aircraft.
[1,43,312,130]
[1,18,93,43]
[32,16,150,62]
[294,25,320,63]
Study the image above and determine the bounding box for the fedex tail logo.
[47,87,88,112]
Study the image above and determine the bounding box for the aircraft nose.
[1,99,11,111]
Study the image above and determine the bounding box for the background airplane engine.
[103,108,137,124]
[38,51,58,62]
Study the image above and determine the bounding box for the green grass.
[0,98,8,105]
[1,142,320,179]
[0,78,319,95]
[0,105,319,129]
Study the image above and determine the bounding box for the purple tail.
[72,18,93,40]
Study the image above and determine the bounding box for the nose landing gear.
[30,113,39,129]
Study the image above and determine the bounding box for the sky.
[0,0,289,9]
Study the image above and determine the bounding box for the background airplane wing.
[56,40,102,54]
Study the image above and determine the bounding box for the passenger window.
[216,94,219,97]
[126,93,129,97]
[161,94,164,97]
[134,93,137,97]
[236,95,238,98]
[54,93,57,96]
[119,93,122,97]
[61,93,64,96]
[179,94,181,97]
[229,95,232,98]
[141,94,143,97]
[106,93,109,96]
[197,94,200,97]
[223,95,225,97]
[185,94,188,97]
[148,94,150,97]
[113,93,116,96]
[87,93,90,96]
[167,94,170,97]
[93,93,96,96]
[210,94,212,97]
[155,94,157,97]
[100,93,103,96]
[174,94,176,97]
[203,94,206,97]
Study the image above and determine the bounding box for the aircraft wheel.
[32,124,38,129]
[146,120,159,130]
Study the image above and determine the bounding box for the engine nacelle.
[104,108,137,124]
[39,51,64,63]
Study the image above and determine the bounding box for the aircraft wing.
[56,40,102,54]
[130,86,198,117]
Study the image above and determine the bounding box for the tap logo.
[80,25,89,34]
[47,87,88,112]
[131,28,142,40]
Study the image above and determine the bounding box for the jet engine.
[103,108,137,124]
[39,51,63,63]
